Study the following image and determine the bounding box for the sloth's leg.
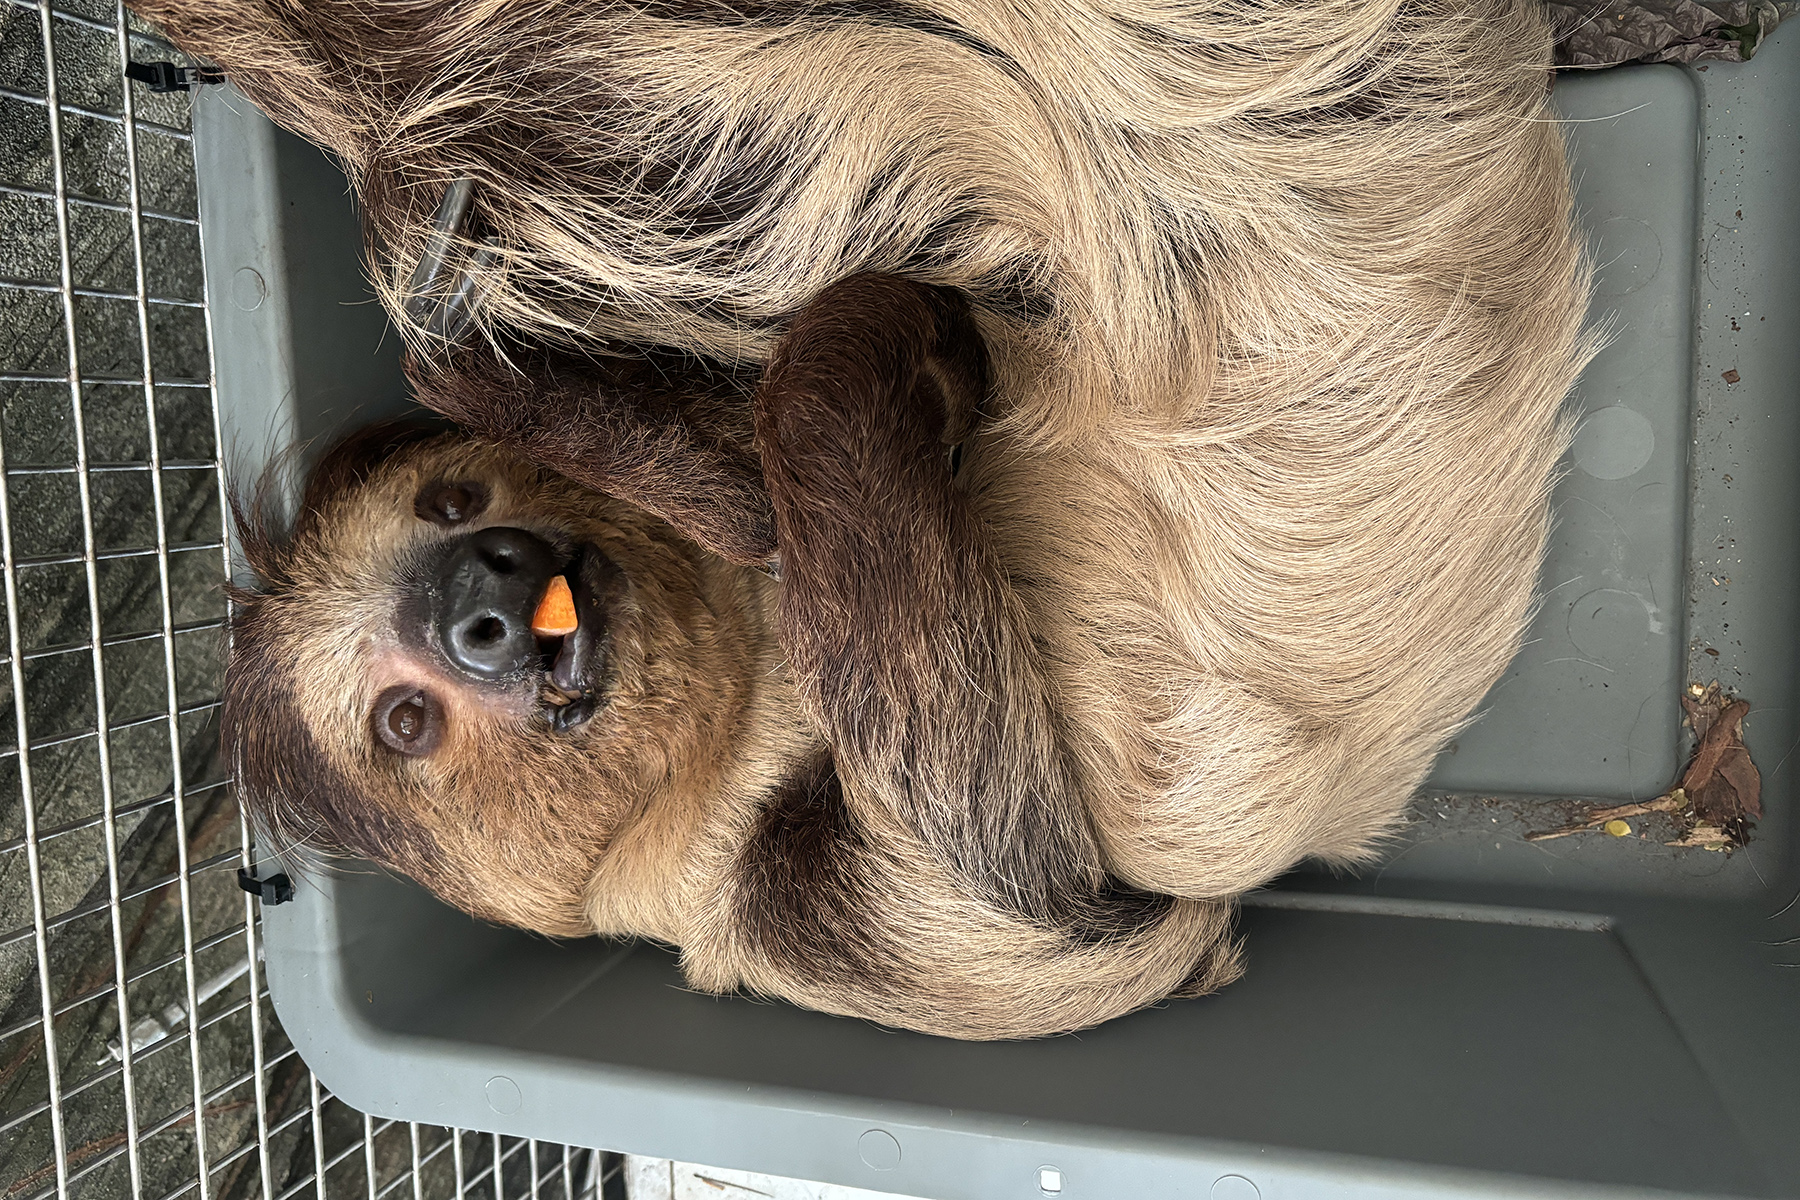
[410,347,777,567]
[753,274,1106,924]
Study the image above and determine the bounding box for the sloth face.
[224,428,781,935]
[372,466,628,755]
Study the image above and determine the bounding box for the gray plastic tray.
[196,37,1800,1200]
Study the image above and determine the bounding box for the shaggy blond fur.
[142,0,1596,1038]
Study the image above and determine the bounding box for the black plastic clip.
[236,868,295,905]
[125,61,226,93]
[402,177,499,345]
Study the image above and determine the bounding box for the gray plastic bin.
[196,35,1800,1200]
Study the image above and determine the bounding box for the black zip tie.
[236,867,295,905]
[125,61,226,93]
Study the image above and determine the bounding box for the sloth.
[142,0,1594,1037]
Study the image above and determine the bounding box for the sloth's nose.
[434,527,560,682]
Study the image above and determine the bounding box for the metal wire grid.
[0,4,623,1197]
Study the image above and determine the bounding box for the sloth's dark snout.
[435,527,560,682]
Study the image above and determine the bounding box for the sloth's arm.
[694,749,1237,1040]
[752,274,1106,924]
[408,347,777,566]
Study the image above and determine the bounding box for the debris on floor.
[1524,681,1760,849]
[1524,792,1687,842]
[1679,680,1762,829]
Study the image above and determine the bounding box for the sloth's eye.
[373,685,443,756]
[414,480,488,526]
[390,701,423,739]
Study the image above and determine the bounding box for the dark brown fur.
[730,751,921,997]
[755,278,1102,924]
[417,347,777,566]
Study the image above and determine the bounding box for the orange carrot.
[531,575,578,636]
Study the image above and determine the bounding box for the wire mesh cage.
[0,3,622,1196]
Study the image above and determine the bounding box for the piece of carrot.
[531,575,578,636]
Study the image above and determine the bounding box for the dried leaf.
[1550,1,1797,69]
[1679,691,1761,827]
[1681,698,1744,791]
[1717,746,1763,820]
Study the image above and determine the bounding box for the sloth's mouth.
[536,542,624,731]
